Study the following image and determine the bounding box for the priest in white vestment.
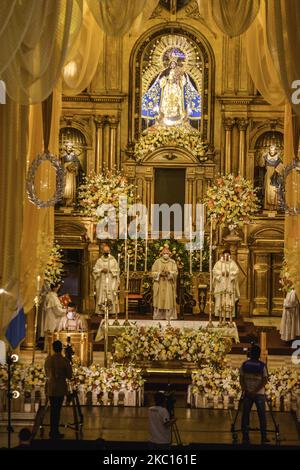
[93,244,120,315]
[151,246,178,320]
[42,284,67,334]
[280,288,300,342]
[213,250,240,318]
[58,302,87,332]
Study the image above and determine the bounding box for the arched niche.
[128,23,215,145]
[252,130,284,212]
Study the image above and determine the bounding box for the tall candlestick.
[124,231,128,275]
[199,248,203,273]
[208,217,213,327]
[189,215,193,275]
[134,223,138,272]
[199,203,204,273]
[126,254,130,291]
[125,253,130,325]
[144,219,148,273]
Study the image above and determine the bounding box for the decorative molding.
[62,93,127,104]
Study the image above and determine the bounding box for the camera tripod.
[35,385,83,440]
[171,419,182,446]
[230,392,280,445]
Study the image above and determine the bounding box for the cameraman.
[240,344,269,444]
[148,392,176,449]
[45,340,73,439]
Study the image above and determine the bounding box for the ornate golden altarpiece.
[50,5,285,324]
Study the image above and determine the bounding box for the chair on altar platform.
[128,272,144,314]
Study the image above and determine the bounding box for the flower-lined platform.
[96,320,239,344]
[0,364,144,414]
[188,366,300,415]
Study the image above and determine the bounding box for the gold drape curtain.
[0,99,28,337]
[265,0,300,118]
[20,89,61,314]
[197,0,260,37]
[1,0,83,104]
[245,8,285,107]
[86,0,158,36]
[62,4,102,95]
[284,105,300,299]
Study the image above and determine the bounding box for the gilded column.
[103,117,110,169]
[146,177,152,232]
[223,118,235,174]
[237,118,249,177]
[108,116,119,170]
[95,117,105,173]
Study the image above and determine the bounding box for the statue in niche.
[60,142,83,207]
[257,144,285,211]
[142,48,201,128]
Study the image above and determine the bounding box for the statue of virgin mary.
[142,49,201,127]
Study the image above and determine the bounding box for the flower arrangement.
[78,169,136,221]
[0,364,143,395]
[43,244,64,287]
[111,238,209,274]
[23,364,46,389]
[134,124,209,163]
[72,364,144,394]
[112,325,231,367]
[205,174,260,230]
[265,367,300,401]
[191,366,241,398]
[279,259,295,293]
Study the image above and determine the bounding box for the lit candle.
[189,215,193,275]
[37,275,41,292]
[118,253,121,268]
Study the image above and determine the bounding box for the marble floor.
[1,405,299,449]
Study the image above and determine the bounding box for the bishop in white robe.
[93,246,120,315]
[151,247,178,320]
[280,289,300,342]
[213,250,240,318]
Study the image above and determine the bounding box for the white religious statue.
[258,144,284,211]
[93,244,120,315]
[280,287,300,342]
[58,302,87,332]
[158,59,187,126]
[213,250,240,319]
[42,284,67,334]
[151,246,178,320]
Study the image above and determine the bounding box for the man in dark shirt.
[240,344,269,444]
[45,340,73,439]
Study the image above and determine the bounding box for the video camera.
[64,336,74,363]
[243,339,259,359]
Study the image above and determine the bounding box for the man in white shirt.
[148,392,176,449]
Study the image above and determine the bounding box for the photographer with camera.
[240,344,269,445]
[45,340,73,439]
[148,392,176,449]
